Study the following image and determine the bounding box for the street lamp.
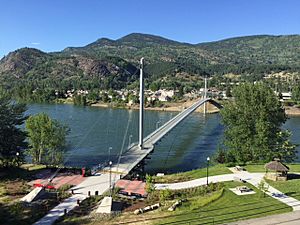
[128,135,133,149]
[109,161,112,197]
[16,152,20,167]
[156,121,161,130]
[206,157,210,185]
[108,147,112,161]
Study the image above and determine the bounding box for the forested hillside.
[0,33,299,95]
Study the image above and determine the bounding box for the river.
[26,104,300,174]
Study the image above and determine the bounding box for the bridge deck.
[110,98,210,175]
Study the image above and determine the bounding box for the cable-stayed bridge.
[34,58,222,224]
[111,97,217,175]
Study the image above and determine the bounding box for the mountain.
[0,48,47,78]
[0,48,138,90]
[1,33,300,91]
[198,35,300,65]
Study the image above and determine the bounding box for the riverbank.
[285,106,300,116]
[91,100,300,116]
[91,99,220,114]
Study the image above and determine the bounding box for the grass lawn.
[245,163,300,173]
[154,164,232,183]
[88,181,291,225]
[154,181,292,225]
[267,179,300,201]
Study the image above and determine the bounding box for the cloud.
[30,42,40,45]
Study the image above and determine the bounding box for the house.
[147,89,175,102]
[281,92,292,100]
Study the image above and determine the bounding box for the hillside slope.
[1,33,299,90]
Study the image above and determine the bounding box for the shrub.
[159,189,172,202]
[145,174,155,193]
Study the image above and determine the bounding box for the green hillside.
[0,33,299,94]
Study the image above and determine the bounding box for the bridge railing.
[143,98,210,145]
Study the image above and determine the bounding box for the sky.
[0,0,299,56]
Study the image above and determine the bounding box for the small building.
[264,159,289,181]
[281,92,292,101]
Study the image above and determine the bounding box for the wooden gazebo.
[264,159,289,181]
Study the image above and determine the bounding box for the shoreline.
[90,101,300,116]
[30,99,300,116]
[90,100,221,114]
[285,107,300,116]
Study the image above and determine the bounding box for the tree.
[26,113,69,165]
[292,85,300,103]
[221,83,296,163]
[258,180,269,198]
[73,95,87,106]
[0,91,27,167]
[149,82,160,92]
[213,147,227,164]
[100,92,109,103]
[225,86,232,97]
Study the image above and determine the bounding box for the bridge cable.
[45,66,142,183]
[49,108,106,182]
[113,109,133,181]
[163,113,186,171]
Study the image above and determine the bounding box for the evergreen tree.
[221,83,296,163]
[0,91,27,167]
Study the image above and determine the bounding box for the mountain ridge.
[1,33,299,91]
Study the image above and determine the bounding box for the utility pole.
[139,58,144,149]
[204,76,207,114]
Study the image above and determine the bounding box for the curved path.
[155,174,235,190]
[155,171,300,211]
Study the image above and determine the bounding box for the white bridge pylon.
[111,58,216,175]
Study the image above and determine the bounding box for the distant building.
[147,89,174,102]
[281,92,292,100]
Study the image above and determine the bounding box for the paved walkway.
[226,210,300,225]
[155,171,300,211]
[155,174,236,190]
[34,173,120,225]
[35,170,300,224]
[236,171,300,211]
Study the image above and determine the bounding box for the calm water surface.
[26,104,300,174]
